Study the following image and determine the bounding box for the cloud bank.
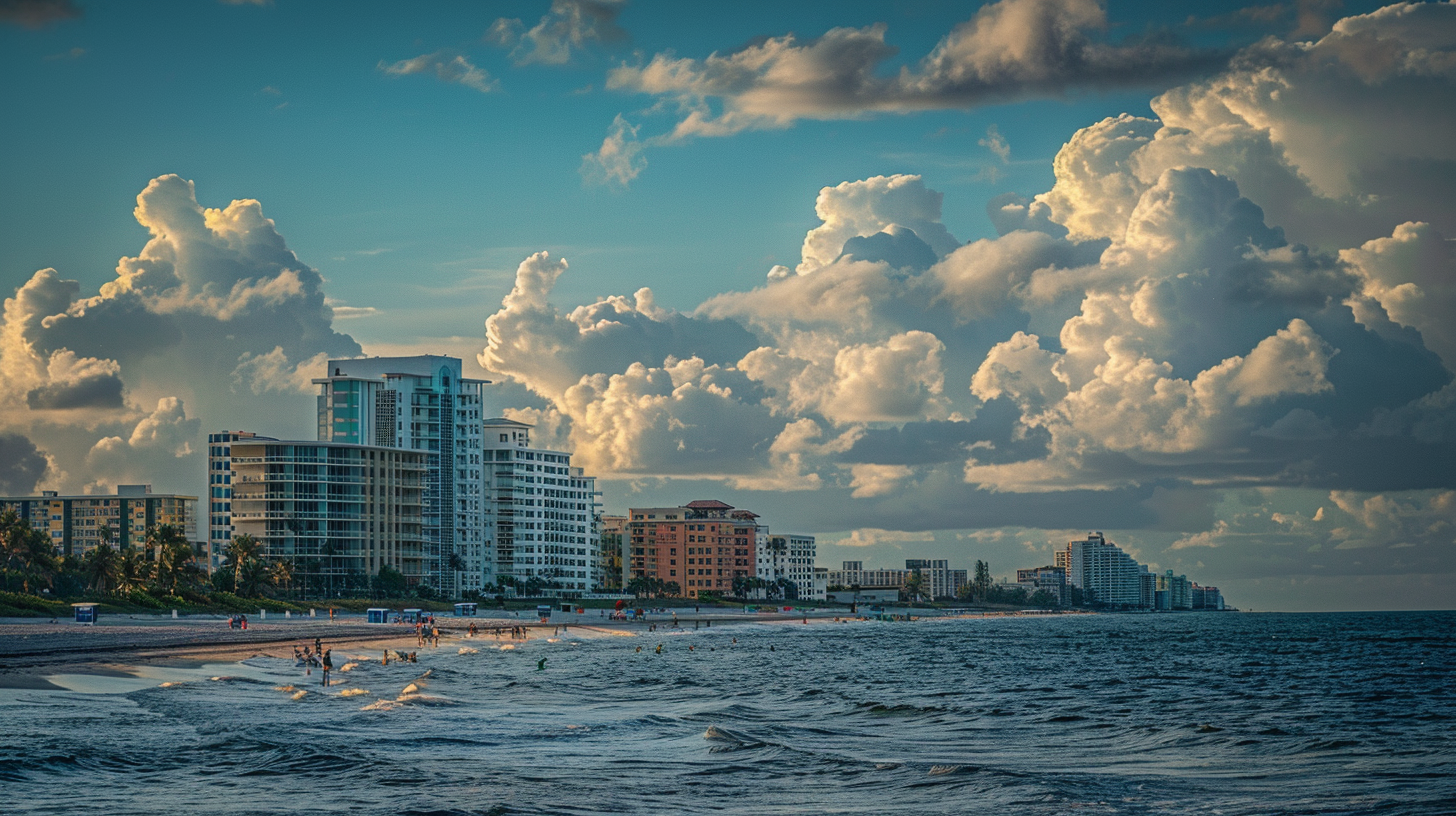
[0,175,361,493]
[488,4,1456,594]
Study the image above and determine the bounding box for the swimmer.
[536,658,547,671]
[635,646,642,653]
[688,645,695,652]
[655,643,663,654]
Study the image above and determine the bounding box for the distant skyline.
[2,0,1453,612]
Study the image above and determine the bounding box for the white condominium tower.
[314,356,486,596]
[483,418,599,594]
[1060,531,1151,608]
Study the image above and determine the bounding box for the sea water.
[0,611,1451,815]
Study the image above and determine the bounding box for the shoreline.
[0,605,1080,687]
[0,609,844,683]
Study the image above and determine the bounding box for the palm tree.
[270,560,294,599]
[237,557,270,597]
[118,549,151,593]
[83,543,121,594]
[6,524,59,595]
[224,534,261,593]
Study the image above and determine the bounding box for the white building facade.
[1061,532,1151,608]
[482,418,599,595]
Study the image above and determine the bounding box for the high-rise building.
[627,500,760,599]
[1192,584,1225,610]
[1062,532,1150,609]
[1156,570,1193,610]
[212,435,426,595]
[207,431,270,574]
[314,356,486,596]
[1,485,197,558]
[482,418,598,594]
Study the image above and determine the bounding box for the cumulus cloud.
[796,175,960,274]
[84,397,202,492]
[472,2,1456,609]
[1035,3,1456,251]
[379,51,498,93]
[25,350,124,410]
[488,0,627,65]
[0,175,361,494]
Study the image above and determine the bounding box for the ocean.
[1,610,1451,815]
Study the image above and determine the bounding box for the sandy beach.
[0,606,869,687]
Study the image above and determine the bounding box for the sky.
[2,0,1453,612]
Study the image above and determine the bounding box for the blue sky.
[1,0,1452,611]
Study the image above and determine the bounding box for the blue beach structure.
[72,602,98,624]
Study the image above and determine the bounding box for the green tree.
[374,565,407,598]
[237,557,271,597]
[148,525,200,595]
[270,559,295,599]
[973,560,993,601]
[662,581,681,597]
[223,534,262,593]
[903,570,925,602]
[118,549,151,593]
[83,543,121,594]
[1027,589,1059,607]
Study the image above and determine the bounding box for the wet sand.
[0,607,859,685]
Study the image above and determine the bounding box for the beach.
[0,606,862,686]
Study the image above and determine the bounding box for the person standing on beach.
[321,649,332,686]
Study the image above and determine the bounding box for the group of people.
[293,638,334,685]
[414,619,440,647]
[228,614,248,629]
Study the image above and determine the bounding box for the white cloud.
[488,0,627,66]
[379,51,497,93]
[84,397,201,492]
[838,528,937,548]
[0,175,360,494]
[581,114,647,187]
[848,463,914,498]
[796,175,960,274]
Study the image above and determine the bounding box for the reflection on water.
[1,611,1452,815]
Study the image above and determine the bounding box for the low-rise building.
[1,484,198,558]
[826,561,911,592]
[1016,565,1068,605]
[905,558,967,599]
